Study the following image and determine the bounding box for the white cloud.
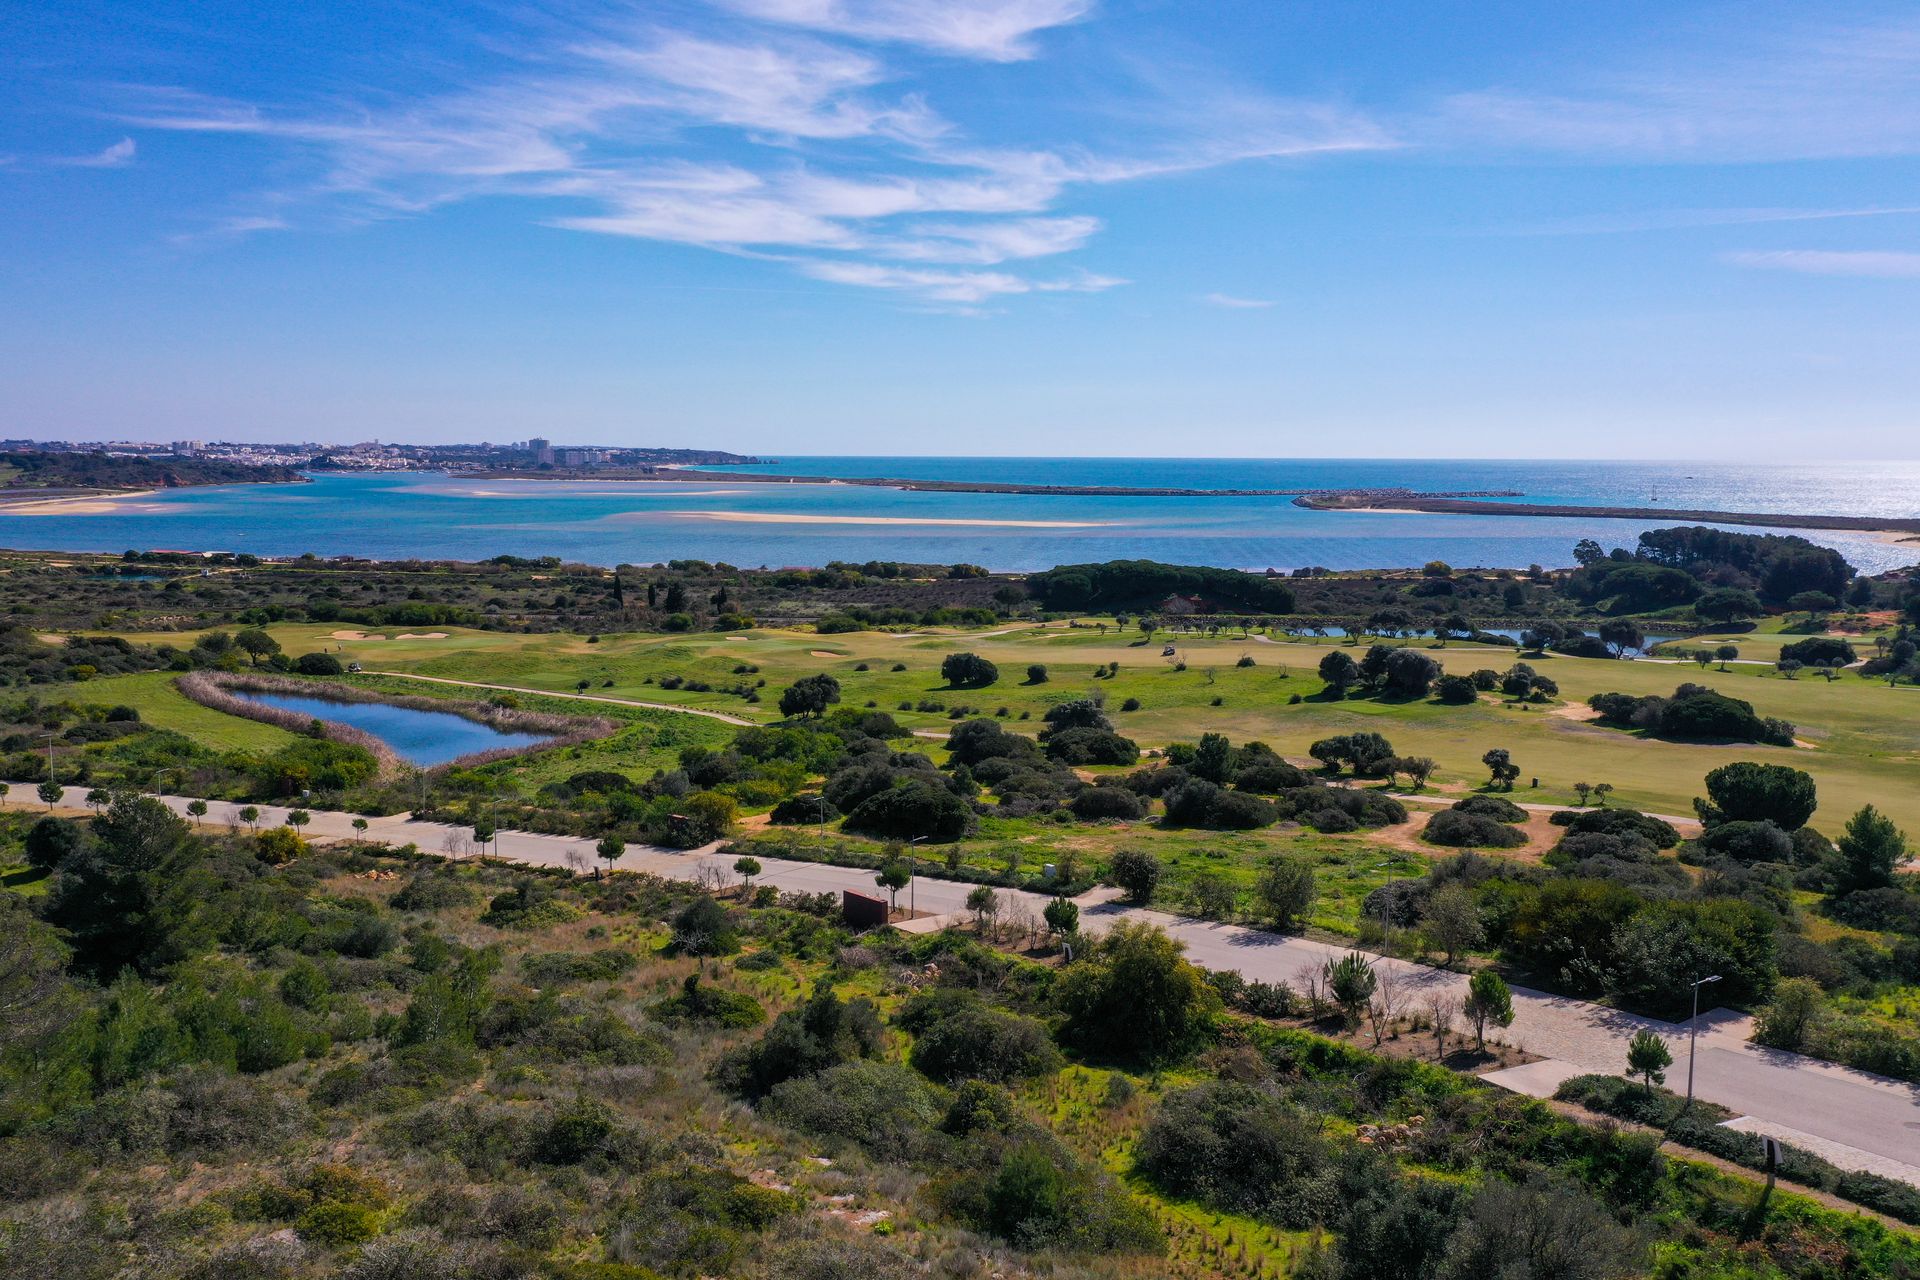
[59,137,136,168]
[714,0,1093,61]
[1431,17,1920,162]
[118,5,1378,303]
[1723,250,1920,278]
[1203,292,1274,308]
[802,259,1122,302]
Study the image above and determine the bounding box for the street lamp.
[1685,974,1722,1111]
[908,835,928,917]
[1371,859,1397,953]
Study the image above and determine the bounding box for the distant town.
[0,437,763,474]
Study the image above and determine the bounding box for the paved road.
[9,783,1917,1187]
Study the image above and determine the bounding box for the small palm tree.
[733,856,761,895]
[596,833,624,877]
[186,799,208,828]
[1627,1030,1673,1095]
[238,805,260,833]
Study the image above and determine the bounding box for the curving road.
[7,782,1915,1188]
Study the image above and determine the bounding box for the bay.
[0,458,1914,575]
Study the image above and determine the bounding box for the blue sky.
[4,0,1919,457]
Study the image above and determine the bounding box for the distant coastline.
[1295,491,1920,539]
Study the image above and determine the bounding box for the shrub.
[766,1060,945,1156]
[1043,727,1140,766]
[843,780,973,841]
[1434,673,1478,704]
[296,1200,381,1247]
[1135,1081,1333,1225]
[1452,794,1527,823]
[1779,636,1856,666]
[909,1006,1060,1083]
[293,652,344,676]
[1070,786,1145,821]
[768,793,839,825]
[940,652,999,688]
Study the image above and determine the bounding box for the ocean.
[1,458,1915,575]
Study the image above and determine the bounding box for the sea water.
[0,459,1913,574]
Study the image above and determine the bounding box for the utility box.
[841,890,889,930]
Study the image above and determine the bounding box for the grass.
[43,614,1920,832]
[48,670,297,752]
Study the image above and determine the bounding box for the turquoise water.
[1,460,1914,574]
[237,691,550,767]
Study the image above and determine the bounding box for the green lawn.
[51,618,1920,833]
[48,670,296,751]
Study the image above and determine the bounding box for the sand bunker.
[663,510,1115,529]
[810,650,846,658]
[329,630,450,641]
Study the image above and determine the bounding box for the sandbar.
[0,489,166,515]
[661,510,1116,529]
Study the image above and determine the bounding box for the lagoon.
[1,461,1916,575]
[236,691,551,767]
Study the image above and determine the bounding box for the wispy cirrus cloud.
[114,1,1380,303]
[714,0,1093,61]
[1202,292,1274,309]
[1430,16,1920,162]
[1724,249,1920,278]
[56,137,137,168]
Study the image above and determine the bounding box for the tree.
[965,885,1000,937]
[1698,761,1816,830]
[24,816,83,872]
[84,788,111,813]
[1753,977,1825,1050]
[1324,952,1377,1027]
[1381,647,1442,697]
[1402,756,1437,789]
[1054,921,1220,1062]
[1626,1030,1672,1094]
[1025,663,1049,684]
[294,652,344,676]
[733,856,761,894]
[1191,732,1234,782]
[44,794,203,978]
[778,673,842,718]
[288,809,312,831]
[876,860,912,914]
[1573,782,1592,806]
[1462,971,1514,1050]
[1253,857,1316,930]
[37,781,61,810]
[350,816,368,837]
[1713,644,1740,670]
[1421,883,1484,966]
[237,805,261,833]
[1694,587,1762,624]
[1481,748,1519,791]
[1108,848,1162,904]
[1043,896,1079,940]
[235,628,282,666]
[186,799,208,827]
[596,833,624,876]
[1835,804,1906,892]
[941,652,999,688]
[1599,619,1645,657]
[1318,649,1361,696]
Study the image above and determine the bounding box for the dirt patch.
[1548,702,1600,722]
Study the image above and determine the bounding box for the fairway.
[62,618,1920,834]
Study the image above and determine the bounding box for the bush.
[843,779,973,841]
[1070,786,1145,821]
[768,793,839,825]
[1779,636,1856,666]
[1425,810,1528,848]
[293,652,344,676]
[1700,761,1818,830]
[1054,921,1219,1062]
[909,1006,1060,1083]
[1135,1081,1334,1225]
[1452,794,1527,823]
[940,652,999,688]
[766,1060,945,1156]
[1696,819,1792,863]
[1434,673,1478,704]
[935,1137,1160,1253]
[1043,727,1139,766]
[1163,780,1274,830]
[296,1200,381,1247]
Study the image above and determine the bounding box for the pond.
[236,691,553,767]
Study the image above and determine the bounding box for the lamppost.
[908,835,928,918]
[1685,973,1722,1111]
[1371,859,1397,953]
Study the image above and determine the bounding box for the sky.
[3,0,1919,458]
